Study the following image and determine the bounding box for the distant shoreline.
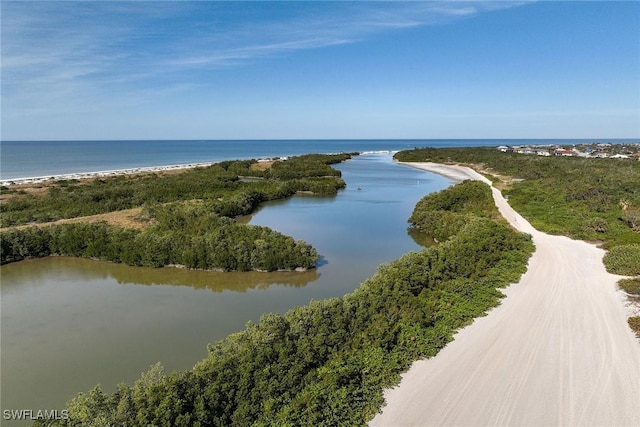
[0,162,219,187]
[0,150,398,187]
[396,160,492,184]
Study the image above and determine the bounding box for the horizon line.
[3,137,639,143]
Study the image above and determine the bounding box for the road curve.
[370,162,640,426]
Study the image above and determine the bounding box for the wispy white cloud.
[164,37,354,69]
[1,1,531,129]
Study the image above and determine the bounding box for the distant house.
[554,149,575,157]
[536,150,551,156]
[514,147,535,155]
[496,145,509,152]
[610,154,630,159]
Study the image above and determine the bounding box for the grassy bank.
[38,180,533,426]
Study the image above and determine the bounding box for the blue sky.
[2,1,639,140]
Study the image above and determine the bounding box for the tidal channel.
[0,153,452,422]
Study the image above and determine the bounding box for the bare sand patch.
[250,160,275,171]
[0,207,149,232]
[370,162,640,426]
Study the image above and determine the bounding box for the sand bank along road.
[370,162,640,427]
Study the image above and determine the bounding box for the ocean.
[0,139,634,181]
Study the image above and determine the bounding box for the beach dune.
[370,162,640,426]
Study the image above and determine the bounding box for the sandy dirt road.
[370,162,640,426]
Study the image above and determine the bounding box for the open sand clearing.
[371,162,640,426]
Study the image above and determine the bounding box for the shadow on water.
[316,255,329,268]
[407,227,439,248]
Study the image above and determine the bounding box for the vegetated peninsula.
[33,177,534,426]
[0,153,352,272]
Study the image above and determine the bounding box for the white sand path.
[370,162,640,426]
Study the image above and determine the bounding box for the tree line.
[1,203,319,271]
[37,181,533,426]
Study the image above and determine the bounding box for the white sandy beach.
[371,162,640,426]
[0,162,221,187]
[0,154,311,187]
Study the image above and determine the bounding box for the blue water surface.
[3,138,632,180]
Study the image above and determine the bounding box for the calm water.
[0,153,452,422]
[3,138,633,181]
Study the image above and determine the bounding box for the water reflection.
[407,227,438,248]
[2,256,321,294]
[116,266,320,292]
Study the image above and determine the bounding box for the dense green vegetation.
[1,154,352,271]
[629,317,640,338]
[0,153,351,227]
[618,277,640,296]
[395,147,640,248]
[0,206,318,271]
[38,181,533,427]
[603,244,640,276]
[408,180,499,241]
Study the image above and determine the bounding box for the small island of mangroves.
[1,153,353,271]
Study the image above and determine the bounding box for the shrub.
[628,316,640,338]
[618,278,640,296]
[603,244,640,275]
[582,217,609,234]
